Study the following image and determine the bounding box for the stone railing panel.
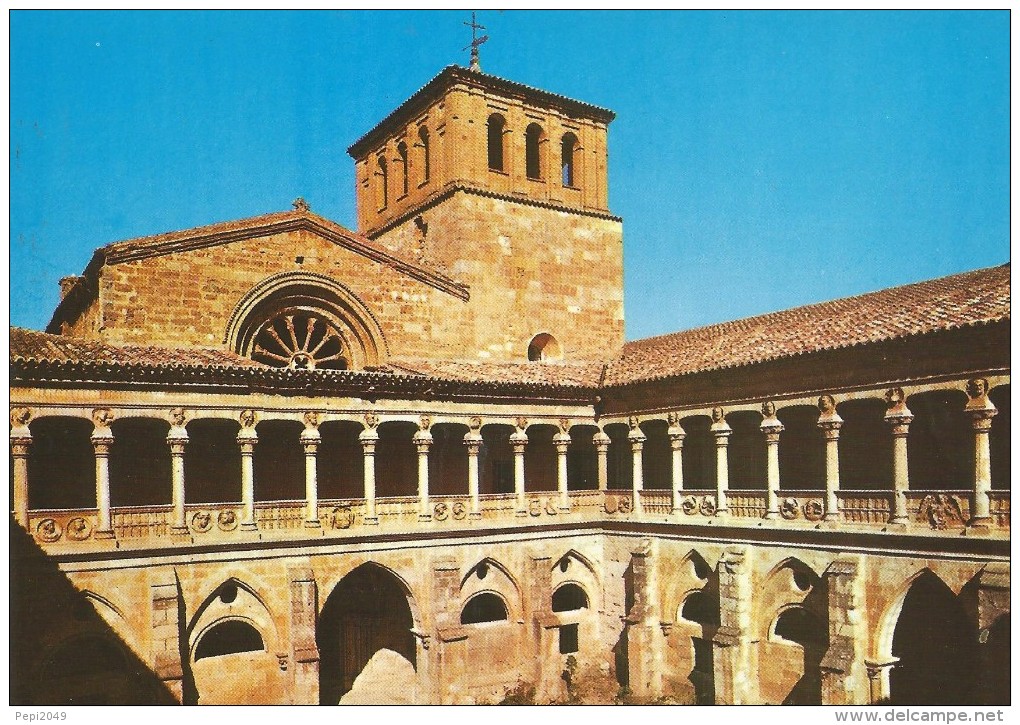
[28,509,100,545]
[904,490,971,531]
[638,489,671,515]
[318,499,365,531]
[775,490,827,523]
[254,500,305,531]
[726,491,767,519]
[837,491,893,525]
[989,491,1010,528]
[112,505,170,539]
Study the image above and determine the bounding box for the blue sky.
[10,10,1009,341]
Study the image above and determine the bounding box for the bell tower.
[347,64,624,362]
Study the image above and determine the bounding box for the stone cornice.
[348,65,616,159]
[365,183,621,240]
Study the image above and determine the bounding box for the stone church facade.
[10,64,1010,706]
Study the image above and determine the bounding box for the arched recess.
[665,549,719,705]
[27,416,95,510]
[680,415,714,490]
[109,418,171,507]
[479,424,514,495]
[224,271,388,371]
[317,562,419,705]
[184,418,241,504]
[888,570,978,704]
[462,557,523,617]
[604,422,631,490]
[567,424,598,490]
[253,420,304,501]
[525,123,545,180]
[727,410,765,489]
[906,390,971,490]
[524,424,557,492]
[776,406,824,490]
[318,420,364,500]
[461,592,509,624]
[551,549,601,607]
[186,578,282,705]
[428,423,469,496]
[376,421,416,498]
[640,419,671,489]
[836,398,891,489]
[757,557,827,705]
[487,113,507,171]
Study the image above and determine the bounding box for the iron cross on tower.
[463,12,488,72]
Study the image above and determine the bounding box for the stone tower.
[347,65,624,363]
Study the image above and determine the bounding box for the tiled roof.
[606,264,1010,386]
[10,327,261,368]
[383,358,606,388]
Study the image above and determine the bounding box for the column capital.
[965,378,998,429]
[10,435,32,456]
[301,439,320,455]
[553,431,571,451]
[710,406,732,438]
[760,414,784,441]
[10,406,32,436]
[592,428,611,449]
[91,428,114,452]
[667,419,686,448]
[464,430,483,452]
[817,394,843,432]
[413,427,433,449]
[510,427,528,451]
[883,388,914,435]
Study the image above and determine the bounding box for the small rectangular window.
[559,623,579,654]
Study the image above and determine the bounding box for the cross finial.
[462,11,488,72]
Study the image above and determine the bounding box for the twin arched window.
[488,114,579,189]
[487,113,506,171]
[374,126,432,212]
[525,123,544,180]
[561,132,579,187]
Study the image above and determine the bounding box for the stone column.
[431,557,462,704]
[820,558,867,705]
[975,563,1010,705]
[91,409,115,539]
[865,658,899,704]
[593,427,610,491]
[288,566,320,704]
[965,379,997,528]
[712,547,754,704]
[817,395,843,522]
[883,389,913,525]
[360,414,380,525]
[710,407,731,516]
[465,418,483,520]
[151,572,183,703]
[760,402,784,519]
[628,417,646,514]
[625,541,661,700]
[167,410,189,535]
[554,420,571,511]
[237,410,258,531]
[301,413,321,528]
[9,408,32,528]
[414,416,433,522]
[667,414,686,514]
[511,419,528,516]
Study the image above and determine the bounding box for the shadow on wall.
[10,517,178,705]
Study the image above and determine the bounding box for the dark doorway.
[317,563,416,704]
[890,573,978,704]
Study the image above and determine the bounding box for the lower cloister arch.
[317,562,421,705]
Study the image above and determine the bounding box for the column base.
[887,515,908,528]
[558,504,570,512]
[763,511,779,520]
[303,519,322,529]
[240,521,258,531]
[170,525,190,536]
[515,509,528,518]
[966,517,992,534]
[363,516,379,526]
[823,512,840,522]
[468,511,482,520]
[417,513,433,523]
[94,528,116,540]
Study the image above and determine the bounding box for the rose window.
[251,312,350,370]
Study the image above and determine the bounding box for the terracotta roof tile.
[10,327,262,368]
[606,264,1010,386]
[383,358,605,388]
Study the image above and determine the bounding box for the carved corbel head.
[303,411,320,429]
[239,409,257,428]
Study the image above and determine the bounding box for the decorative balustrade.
[112,505,170,539]
[774,490,827,523]
[989,491,1010,527]
[638,489,672,515]
[254,500,306,531]
[674,490,717,517]
[20,486,1009,549]
[904,490,972,531]
[836,491,894,525]
[27,509,99,544]
[726,491,768,519]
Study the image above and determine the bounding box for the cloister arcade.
[12,379,1009,543]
